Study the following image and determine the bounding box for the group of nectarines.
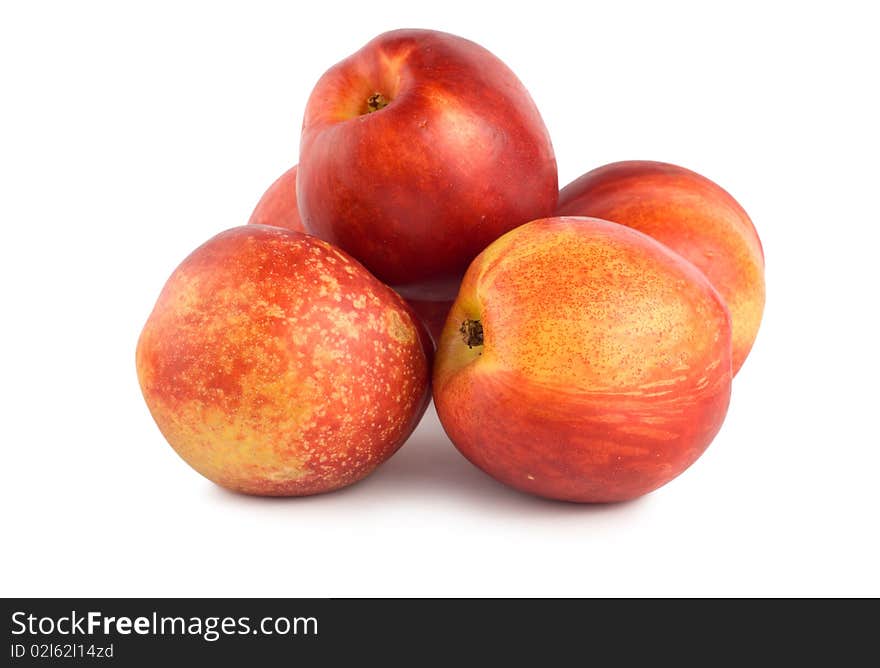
[137,29,764,503]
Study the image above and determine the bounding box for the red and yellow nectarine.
[433,217,733,503]
[298,29,558,301]
[136,225,431,496]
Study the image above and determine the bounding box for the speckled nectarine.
[136,225,431,496]
[433,217,733,503]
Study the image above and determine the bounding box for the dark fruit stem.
[460,319,483,348]
[366,93,389,113]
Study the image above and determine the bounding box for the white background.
[2,0,878,597]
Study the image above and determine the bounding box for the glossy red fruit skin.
[298,29,558,301]
[556,161,764,375]
[247,165,304,232]
[433,217,733,503]
[137,225,432,496]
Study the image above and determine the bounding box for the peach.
[136,225,431,496]
[433,217,733,503]
[556,161,764,374]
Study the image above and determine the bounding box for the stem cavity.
[460,319,484,349]
[365,93,389,113]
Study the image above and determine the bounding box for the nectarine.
[433,217,733,503]
[137,225,431,496]
[298,29,558,301]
